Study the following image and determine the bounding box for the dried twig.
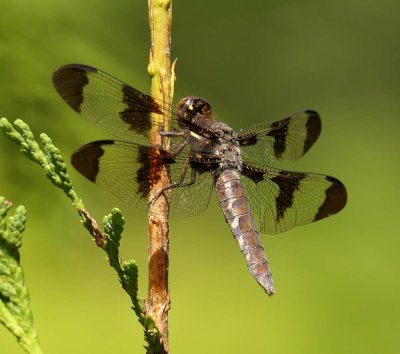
[146,0,175,352]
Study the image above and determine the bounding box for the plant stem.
[146,0,174,352]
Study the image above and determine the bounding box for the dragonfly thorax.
[211,121,243,172]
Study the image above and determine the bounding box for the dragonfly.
[52,64,347,295]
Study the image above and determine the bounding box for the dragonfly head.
[176,96,212,127]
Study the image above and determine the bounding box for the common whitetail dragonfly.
[52,64,347,295]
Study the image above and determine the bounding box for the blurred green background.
[1,0,399,353]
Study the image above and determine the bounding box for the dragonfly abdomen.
[215,170,275,295]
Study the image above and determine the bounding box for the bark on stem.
[146,0,174,353]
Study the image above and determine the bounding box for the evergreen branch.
[0,118,81,208]
[0,118,163,351]
[103,209,162,352]
[0,197,43,354]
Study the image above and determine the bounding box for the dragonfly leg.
[159,127,190,139]
[151,159,197,204]
[159,129,185,138]
[159,127,190,156]
[169,139,188,156]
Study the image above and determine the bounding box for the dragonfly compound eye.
[176,96,212,122]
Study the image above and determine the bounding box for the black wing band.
[71,140,214,217]
[238,110,321,165]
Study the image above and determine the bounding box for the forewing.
[53,64,179,145]
[71,140,213,217]
[241,164,347,234]
[238,110,321,165]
